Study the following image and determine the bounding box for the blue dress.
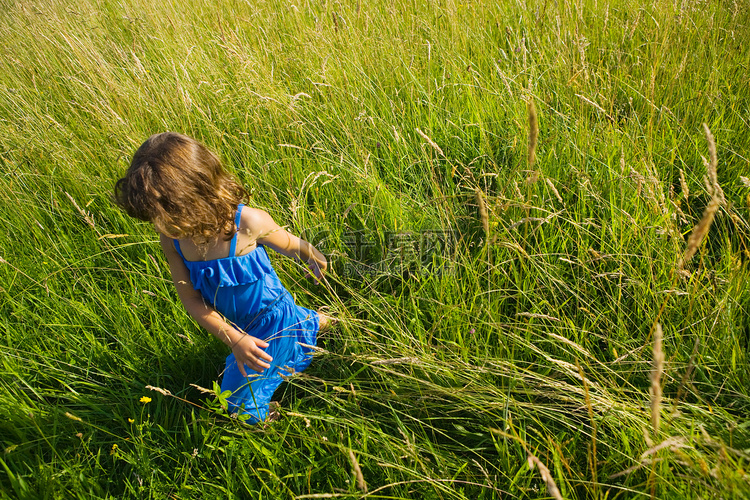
[174,204,318,423]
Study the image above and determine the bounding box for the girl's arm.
[159,234,273,376]
[241,208,327,282]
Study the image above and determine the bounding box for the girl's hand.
[306,255,327,284]
[232,335,273,377]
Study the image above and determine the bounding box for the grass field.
[1,0,749,498]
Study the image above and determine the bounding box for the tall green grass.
[1,0,749,498]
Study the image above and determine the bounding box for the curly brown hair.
[114,132,247,243]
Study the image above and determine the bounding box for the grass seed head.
[415,128,444,157]
[528,99,539,167]
[703,123,725,205]
[679,191,719,268]
[474,188,490,236]
[348,449,368,492]
[145,385,172,396]
[650,323,664,435]
[189,383,214,395]
[527,451,564,500]
[546,178,563,204]
[679,168,689,200]
[679,125,723,268]
[65,192,96,229]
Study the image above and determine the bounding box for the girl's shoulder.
[238,206,281,239]
[238,206,267,225]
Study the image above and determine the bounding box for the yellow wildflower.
[110,443,118,455]
[140,396,152,404]
[128,418,135,424]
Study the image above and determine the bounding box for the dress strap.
[173,239,185,259]
[229,204,244,257]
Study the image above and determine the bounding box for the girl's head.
[114,132,246,242]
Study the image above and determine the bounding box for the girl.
[114,132,329,424]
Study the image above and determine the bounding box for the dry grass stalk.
[490,428,565,499]
[189,383,215,395]
[641,436,687,460]
[546,178,563,203]
[145,385,173,396]
[474,188,490,236]
[647,323,664,499]
[629,167,645,197]
[703,123,725,205]
[516,312,560,322]
[678,197,719,268]
[97,233,129,240]
[415,128,445,157]
[176,333,194,344]
[678,125,725,268]
[65,192,96,229]
[527,451,564,500]
[348,449,368,492]
[575,93,615,122]
[494,63,514,97]
[650,323,664,435]
[297,342,329,353]
[610,437,689,479]
[679,168,689,200]
[371,357,419,365]
[528,100,539,167]
[703,161,725,208]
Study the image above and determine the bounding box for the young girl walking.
[115,132,329,424]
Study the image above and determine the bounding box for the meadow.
[1,0,749,498]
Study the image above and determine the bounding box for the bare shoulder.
[157,232,200,297]
[239,207,281,237]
